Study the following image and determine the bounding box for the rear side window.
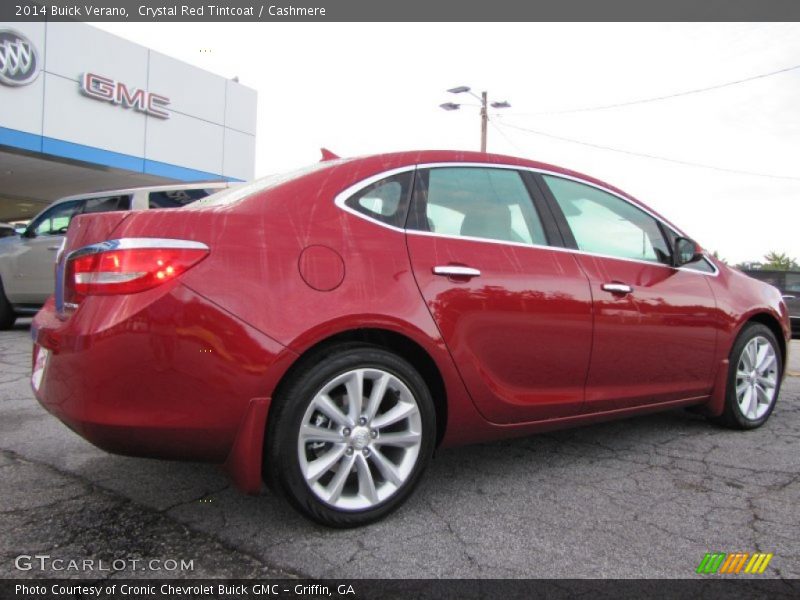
[82,195,131,214]
[149,188,214,209]
[343,171,414,228]
[543,175,671,264]
[408,167,547,246]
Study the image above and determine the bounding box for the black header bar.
[2,0,800,22]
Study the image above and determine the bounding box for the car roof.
[346,150,628,196]
[49,180,232,205]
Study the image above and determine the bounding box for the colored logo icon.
[696,552,773,574]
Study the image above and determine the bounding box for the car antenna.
[320,148,340,161]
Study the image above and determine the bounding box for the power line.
[488,119,527,156]
[495,121,800,181]
[497,63,800,117]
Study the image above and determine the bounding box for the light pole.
[440,86,510,152]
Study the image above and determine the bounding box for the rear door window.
[408,167,548,246]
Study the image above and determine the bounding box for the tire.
[265,344,436,527]
[713,323,783,430]
[0,278,16,330]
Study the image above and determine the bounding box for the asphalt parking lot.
[1,319,798,580]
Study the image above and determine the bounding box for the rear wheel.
[714,323,782,429]
[265,345,435,527]
[0,278,16,330]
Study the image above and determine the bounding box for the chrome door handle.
[433,266,481,278]
[602,283,633,294]
[782,295,797,300]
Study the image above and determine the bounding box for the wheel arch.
[269,327,449,447]
[704,311,787,427]
[740,311,787,369]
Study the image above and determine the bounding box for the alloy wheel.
[735,335,779,421]
[297,368,423,511]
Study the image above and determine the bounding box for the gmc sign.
[80,73,170,119]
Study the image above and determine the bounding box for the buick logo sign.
[0,30,41,87]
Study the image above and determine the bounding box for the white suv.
[0,181,233,329]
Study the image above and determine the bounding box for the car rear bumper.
[31,284,294,467]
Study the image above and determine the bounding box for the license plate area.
[31,345,50,392]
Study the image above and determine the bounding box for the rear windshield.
[191,159,350,208]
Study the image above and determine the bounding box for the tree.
[711,250,728,265]
[762,251,799,271]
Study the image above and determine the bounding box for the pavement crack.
[0,448,304,579]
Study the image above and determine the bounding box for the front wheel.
[714,323,783,430]
[265,346,436,527]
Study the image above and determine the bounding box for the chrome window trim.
[333,166,415,234]
[333,162,719,277]
[66,238,209,261]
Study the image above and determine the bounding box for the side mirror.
[673,236,703,267]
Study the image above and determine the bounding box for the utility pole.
[480,91,488,153]
[440,86,510,153]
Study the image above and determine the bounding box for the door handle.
[782,295,797,300]
[602,283,633,294]
[47,246,61,251]
[433,266,481,278]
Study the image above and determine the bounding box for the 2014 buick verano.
[31,151,790,527]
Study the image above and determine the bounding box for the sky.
[94,22,800,265]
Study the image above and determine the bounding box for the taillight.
[63,239,209,307]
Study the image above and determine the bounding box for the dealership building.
[0,22,257,222]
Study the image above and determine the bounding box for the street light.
[440,85,511,152]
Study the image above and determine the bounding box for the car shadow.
[74,405,713,530]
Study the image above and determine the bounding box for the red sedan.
[31,151,790,526]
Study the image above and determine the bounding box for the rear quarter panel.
[113,158,489,447]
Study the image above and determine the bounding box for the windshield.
[191,159,351,208]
